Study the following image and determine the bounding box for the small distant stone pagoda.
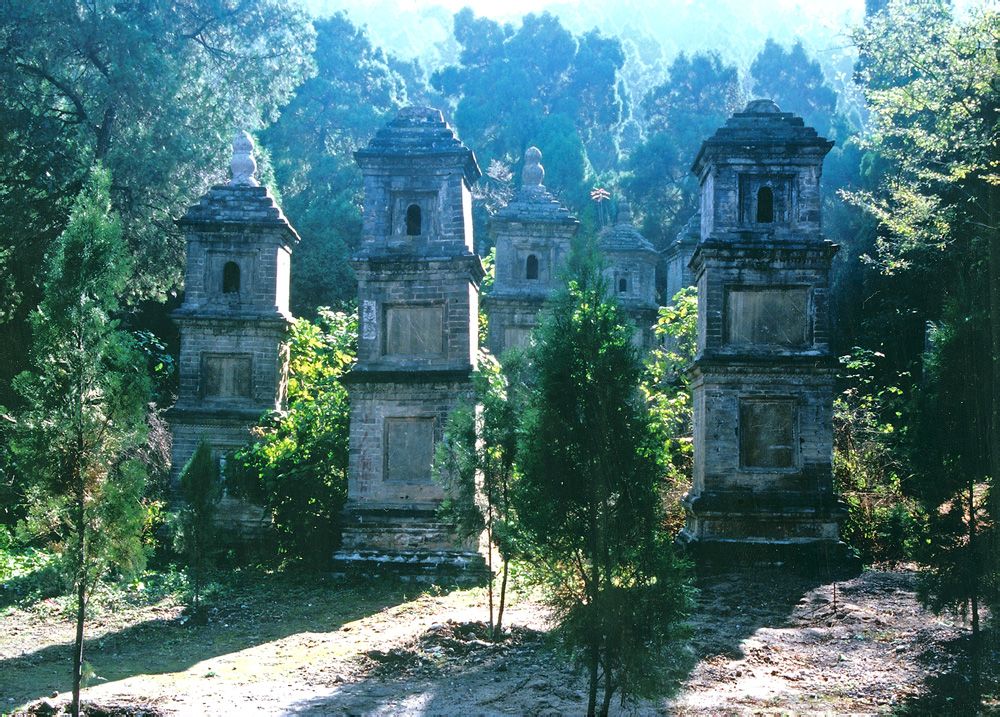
[168,132,298,532]
[680,99,845,561]
[664,211,700,303]
[334,107,487,579]
[487,146,579,355]
[598,202,660,349]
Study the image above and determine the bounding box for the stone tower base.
[333,506,487,584]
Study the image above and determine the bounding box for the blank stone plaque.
[201,354,252,398]
[384,305,444,356]
[726,288,809,348]
[503,325,533,350]
[739,399,796,469]
[384,417,435,483]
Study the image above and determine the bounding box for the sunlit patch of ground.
[2,569,989,716]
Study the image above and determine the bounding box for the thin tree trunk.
[968,479,981,697]
[600,674,615,717]
[71,437,86,717]
[495,557,509,637]
[487,521,494,639]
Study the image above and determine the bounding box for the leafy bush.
[834,348,926,564]
[229,308,356,566]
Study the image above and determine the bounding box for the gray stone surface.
[336,106,487,578]
[680,99,845,560]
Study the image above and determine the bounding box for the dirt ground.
[1,567,994,716]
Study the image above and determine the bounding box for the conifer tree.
[11,166,150,717]
[515,238,693,716]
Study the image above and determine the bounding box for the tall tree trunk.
[968,479,981,697]
[495,557,509,638]
[71,439,86,717]
[600,671,615,717]
[487,522,495,640]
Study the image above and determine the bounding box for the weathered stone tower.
[664,211,700,304]
[334,107,487,578]
[168,133,297,528]
[680,99,844,560]
[487,146,579,355]
[598,202,660,349]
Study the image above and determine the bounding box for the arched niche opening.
[526,254,539,280]
[222,261,241,294]
[618,277,628,294]
[405,204,422,236]
[756,186,774,223]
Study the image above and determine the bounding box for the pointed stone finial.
[617,201,634,225]
[522,146,544,187]
[230,130,259,187]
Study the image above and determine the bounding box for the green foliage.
[642,287,698,536]
[515,237,692,714]
[625,52,741,248]
[833,349,925,564]
[0,528,63,609]
[230,308,357,566]
[0,0,315,405]
[176,440,221,610]
[847,2,999,665]
[749,39,837,133]
[432,10,627,217]
[8,166,152,715]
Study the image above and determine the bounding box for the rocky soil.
[1,567,994,716]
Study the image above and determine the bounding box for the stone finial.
[744,98,782,114]
[522,146,544,187]
[617,201,634,226]
[230,130,259,187]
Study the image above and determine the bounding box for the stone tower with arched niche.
[487,146,579,355]
[334,107,487,579]
[598,202,660,349]
[168,132,297,533]
[680,99,846,561]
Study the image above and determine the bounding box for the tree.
[10,166,151,717]
[749,39,837,133]
[434,352,525,640]
[432,9,627,227]
[177,440,221,617]
[515,239,692,715]
[262,13,409,315]
[849,0,999,688]
[625,52,741,249]
[0,0,314,404]
[230,308,356,565]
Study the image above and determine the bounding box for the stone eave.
[341,367,475,385]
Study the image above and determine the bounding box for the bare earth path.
[1,568,989,715]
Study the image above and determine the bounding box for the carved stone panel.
[503,325,533,351]
[384,305,444,357]
[739,398,797,469]
[725,287,810,348]
[201,353,252,399]
[384,417,435,484]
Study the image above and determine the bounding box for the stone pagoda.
[487,146,579,355]
[334,107,487,579]
[598,202,660,349]
[168,132,297,532]
[664,211,700,304]
[679,99,845,561]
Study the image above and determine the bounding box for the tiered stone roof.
[692,99,833,175]
[354,106,481,185]
[599,202,656,254]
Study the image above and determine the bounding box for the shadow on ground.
[894,629,1000,716]
[285,560,849,715]
[0,572,416,708]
